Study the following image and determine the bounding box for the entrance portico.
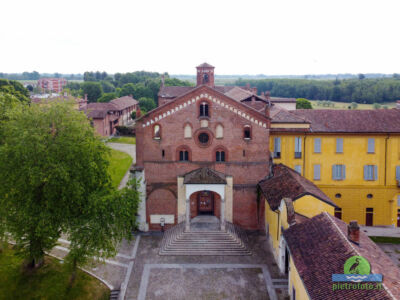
[177,168,233,232]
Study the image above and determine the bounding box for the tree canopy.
[82,82,103,102]
[234,78,400,104]
[0,102,111,267]
[296,98,313,109]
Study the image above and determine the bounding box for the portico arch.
[177,167,232,232]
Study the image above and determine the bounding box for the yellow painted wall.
[289,257,310,300]
[293,195,335,218]
[265,199,280,256]
[270,133,400,226]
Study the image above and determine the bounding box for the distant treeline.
[234,77,400,103]
[65,71,192,111]
[0,72,83,81]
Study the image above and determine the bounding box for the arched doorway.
[189,191,221,220]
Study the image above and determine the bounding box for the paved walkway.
[361,226,400,237]
[107,143,136,189]
[125,232,288,300]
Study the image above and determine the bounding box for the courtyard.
[124,232,288,300]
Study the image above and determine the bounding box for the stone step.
[159,221,251,256]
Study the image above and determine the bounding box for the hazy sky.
[1,0,399,75]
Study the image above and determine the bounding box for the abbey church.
[133,63,400,233]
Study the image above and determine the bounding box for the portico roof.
[183,167,227,184]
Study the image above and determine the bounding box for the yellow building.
[258,163,337,273]
[269,107,400,227]
[283,212,400,300]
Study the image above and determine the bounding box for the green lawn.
[108,136,136,144]
[108,149,133,188]
[0,245,109,300]
[309,100,397,110]
[369,236,400,244]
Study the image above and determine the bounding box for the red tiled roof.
[224,86,254,101]
[158,85,235,99]
[158,86,195,98]
[284,212,400,300]
[110,96,138,110]
[270,97,297,103]
[258,164,336,210]
[85,102,118,119]
[197,62,214,68]
[270,106,309,123]
[292,109,400,133]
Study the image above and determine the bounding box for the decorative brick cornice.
[141,92,268,129]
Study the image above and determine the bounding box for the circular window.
[367,194,373,199]
[198,132,209,144]
[335,193,342,198]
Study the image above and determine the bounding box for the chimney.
[348,221,360,245]
[252,87,257,94]
[246,83,251,90]
[161,75,165,88]
[261,91,265,97]
[265,91,271,100]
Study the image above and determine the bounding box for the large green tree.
[82,82,103,102]
[0,102,111,268]
[296,98,313,109]
[66,179,140,284]
[138,97,156,112]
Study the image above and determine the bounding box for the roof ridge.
[324,212,396,300]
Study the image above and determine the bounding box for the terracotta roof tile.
[283,212,400,300]
[258,164,336,210]
[270,106,309,123]
[110,95,138,110]
[183,167,227,184]
[292,109,400,133]
[84,102,118,119]
[196,62,214,68]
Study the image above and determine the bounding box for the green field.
[309,100,397,110]
[369,236,400,244]
[108,136,136,144]
[108,149,133,188]
[0,244,109,300]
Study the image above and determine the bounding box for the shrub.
[115,125,135,136]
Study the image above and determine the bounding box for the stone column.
[220,197,226,231]
[185,198,190,232]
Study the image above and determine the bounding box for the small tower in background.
[196,63,215,87]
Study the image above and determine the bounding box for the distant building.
[82,96,138,136]
[37,78,67,93]
[31,93,88,110]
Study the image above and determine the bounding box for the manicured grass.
[370,236,400,244]
[309,100,396,110]
[108,149,133,188]
[108,136,136,145]
[0,244,109,300]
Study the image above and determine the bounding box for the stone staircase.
[159,221,251,256]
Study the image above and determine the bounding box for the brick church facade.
[134,63,272,231]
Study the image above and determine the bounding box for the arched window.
[153,124,161,139]
[216,124,223,139]
[184,124,192,138]
[244,125,251,139]
[177,146,191,161]
[216,150,226,162]
[199,102,209,117]
[179,150,189,161]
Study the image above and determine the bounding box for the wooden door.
[366,212,373,226]
[198,191,213,214]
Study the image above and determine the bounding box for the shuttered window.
[314,164,321,180]
[294,165,302,175]
[295,137,302,158]
[364,165,378,181]
[314,138,321,153]
[336,138,343,153]
[367,138,375,153]
[332,164,346,180]
[274,137,281,158]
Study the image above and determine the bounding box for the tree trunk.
[68,258,78,288]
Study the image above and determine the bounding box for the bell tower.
[196,63,215,87]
